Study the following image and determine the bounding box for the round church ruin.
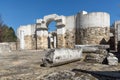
[17,11,110,50]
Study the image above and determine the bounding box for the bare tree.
[0,15,4,42]
[0,15,3,27]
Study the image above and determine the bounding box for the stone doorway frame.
[36,14,66,49]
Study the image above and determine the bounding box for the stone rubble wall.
[37,36,48,49]
[76,27,110,45]
[0,42,17,52]
[36,30,48,49]
[57,34,66,48]
[0,43,11,53]
[65,29,76,48]
[9,42,17,50]
[24,35,35,50]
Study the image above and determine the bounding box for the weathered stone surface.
[41,70,75,80]
[57,34,66,48]
[0,43,11,53]
[107,53,118,65]
[8,42,17,50]
[24,35,48,50]
[65,29,75,48]
[24,35,34,50]
[37,36,48,49]
[76,27,110,45]
[17,11,110,50]
[75,45,109,53]
[42,48,82,67]
[84,49,108,63]
[41,70,97,80]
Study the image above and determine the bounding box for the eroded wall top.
[76,11,110,28]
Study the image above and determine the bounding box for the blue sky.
[0,0,120,32]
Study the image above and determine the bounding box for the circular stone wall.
[76,11,110,45]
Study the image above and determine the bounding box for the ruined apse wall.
[17,11,110,50]
[76,11,110,45]
[17,24,36,50]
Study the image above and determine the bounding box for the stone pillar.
[54,36,57,48]
[37,29,48,49]
[20,30,25,50]
[57,27,66,48]
[50,37,54,49]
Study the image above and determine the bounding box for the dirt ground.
[0,50,84,80]
[0,50,120,80]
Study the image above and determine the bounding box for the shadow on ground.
[72,69,120,80]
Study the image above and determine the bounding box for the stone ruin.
[1,11,120,80]
[17,10,120,66]
[17,11,110,50]
[16,10,120,66]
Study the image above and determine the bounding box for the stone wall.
[57,34,66,48]
[36,29,48,49]
[76,27,110,45]
[0,42,17,53]
[65,29,76,48]
[17,11,111,50]
[24,35,34,50]
[9,42,17,50]
[0,43,11,53]
[37,36,48,49]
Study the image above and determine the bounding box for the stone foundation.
[76,27,110,45]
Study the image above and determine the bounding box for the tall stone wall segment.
[65,16,76,48]
[76,11,110,45]
[36,29,48,49]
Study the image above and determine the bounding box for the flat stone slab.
[75,45,109,53]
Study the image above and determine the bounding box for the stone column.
[50,37,54,49]
[20,30,25,50]
[54,36,57,48]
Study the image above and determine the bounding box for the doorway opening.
[47,21,57,49]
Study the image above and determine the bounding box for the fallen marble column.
[42,48,82,67]
[75,45,109,53]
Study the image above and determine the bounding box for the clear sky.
[0,0,120,32]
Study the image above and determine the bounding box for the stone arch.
[44,14,66,48]
[36,14,66,49]
[43,14,66,27]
